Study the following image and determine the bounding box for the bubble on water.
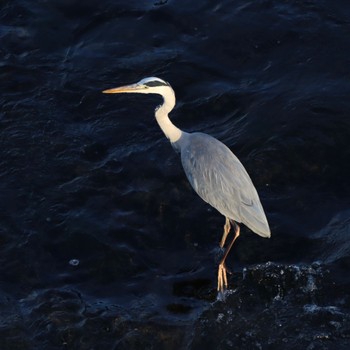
[242,267,247,279]
[69,259,80,266]
[216,313,224,323]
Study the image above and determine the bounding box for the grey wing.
[180,133,270,238]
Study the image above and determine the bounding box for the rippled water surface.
[1,0,350,349]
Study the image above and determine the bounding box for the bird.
[103,77,271,294]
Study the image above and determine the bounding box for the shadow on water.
[1,0,350,349]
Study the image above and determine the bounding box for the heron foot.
[217,262,230,292]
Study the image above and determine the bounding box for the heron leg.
[217,222,240,292]
[220,217,231,248]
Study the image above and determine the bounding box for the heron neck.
[155,89,182,143]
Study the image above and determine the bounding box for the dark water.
[1,0,350,348]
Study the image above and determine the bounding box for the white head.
[103,77,173,95]
[103,77,181,142]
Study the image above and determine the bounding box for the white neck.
[155,87,182,143]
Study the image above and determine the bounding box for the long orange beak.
[102,83,143,94]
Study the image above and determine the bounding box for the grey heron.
[103,77,271,294]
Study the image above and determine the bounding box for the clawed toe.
[217,262,228,292]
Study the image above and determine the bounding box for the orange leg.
[220,217,231,248]
[217,221,240,293]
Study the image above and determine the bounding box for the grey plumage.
[175,132,270,238]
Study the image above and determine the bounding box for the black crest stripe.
[144,80,169,87]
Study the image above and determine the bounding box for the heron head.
[102,77,171,95]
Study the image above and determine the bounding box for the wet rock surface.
[191,263,350,350]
